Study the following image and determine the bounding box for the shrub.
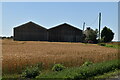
[52,64,66,72]
[101,26,114,43]
[84,27,98,43]
[36,62,43,70]
[107,45,113,47]
[22,63,42,78]
[98,43,106,46]
[82,61,93,66]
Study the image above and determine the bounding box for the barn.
[48,23,83,42]
[13,21,48,41]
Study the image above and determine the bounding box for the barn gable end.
[48,23,83,42]
[14,21,48,41]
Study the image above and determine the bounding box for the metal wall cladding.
[48,23,83,42]
[14,22,48,41]
[14,22,83,42]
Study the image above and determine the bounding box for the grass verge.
[36,59,120,79]
[2,59,120,80]
[98,43,120,49]
[94,69,120,79]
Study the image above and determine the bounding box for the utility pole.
[83,22,85,31]
[82,22,85,43]
[98,12,101,41]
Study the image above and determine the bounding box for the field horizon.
[2,39,119,74]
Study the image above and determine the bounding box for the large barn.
[14,21,48,41]
[48,23,83,42]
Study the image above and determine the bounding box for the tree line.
[83,26,114,43]
[0,36,13,39]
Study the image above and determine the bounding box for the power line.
[82,14,99,30]
[89,15,99,26]
[84,15,98,27]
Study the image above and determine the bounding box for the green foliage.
[101,26,114,43]
[94,69,120,79]
[22,63,42,78]
[84,27,98,43]
[2,74,21,79]
[98,43,119,49]
[52,64,66,72]
[36,62,43,70]
[82,61,93,66]
[105,44,119,49]
[36,59,120,79]
[22,66,40,78]
[98,43,106,46]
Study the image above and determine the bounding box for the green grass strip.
[36,59,120,79]
[94,69,120,79]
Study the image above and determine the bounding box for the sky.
[1,2,118,41]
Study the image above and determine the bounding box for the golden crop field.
[2,39,118,74]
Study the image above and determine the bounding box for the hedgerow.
[36,59,120,79]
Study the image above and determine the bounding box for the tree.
[84,27,98,43]
[101,26,114,43]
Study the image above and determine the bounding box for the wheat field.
[2,39,118,74]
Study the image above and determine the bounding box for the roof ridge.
[49,23,82,31]
[14,21,47,29]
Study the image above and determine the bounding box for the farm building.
[14,21,48,41]
[48,23,83,42]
